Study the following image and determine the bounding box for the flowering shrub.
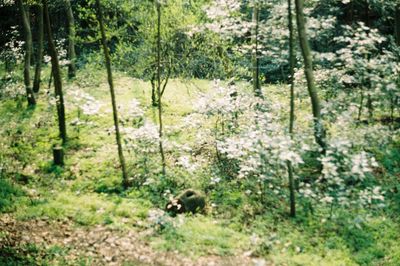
[1,27,24,65]
[192,81,302,204]
[300,138,385,209]
[122,122,159,154]
[66,87,102,116]
[190,80,386,214]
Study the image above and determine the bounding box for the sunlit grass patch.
[16,191,151,228]
[270,251,357,266]
[151,216,250,256]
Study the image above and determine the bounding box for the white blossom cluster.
[122,122,160,154]
[302,138,385,208]
[193,81,306,198]
[0,0,15,8]
[195,80,250,116]
[0,26,23,66]
[192,79,386,210]
[65,87,103,116]
[0,82,25,99]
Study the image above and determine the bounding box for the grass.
[0,178,25,212]
[151,215,250,256]
[15,191,151,227]
[1,63,400,264]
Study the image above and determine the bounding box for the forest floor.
[0,70,271,265]
[1,66,400,265]
[0,214,260,265]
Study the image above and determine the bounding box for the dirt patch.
[0,214,266,266]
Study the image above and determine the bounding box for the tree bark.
[53,145,64,166]
[95,0,129,189]
[65,0,77,78]
[17,0,36,106]
[151,74,157,106]
[365,3,374,122]
[287,0,296,218]
[396,5,400,45]
[251,3,262,98]
[156,2,166,176]
[43,0,67,144]
[33,3,44,93]
[295,0,327,153]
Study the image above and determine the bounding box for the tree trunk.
[95,0,129,189]
[151,73,158,106]
[396,5,400,45]
[365,3,374,122]
[17,0,36,106]
[251,3,262,98]
[357,90,364,122]
[43,0,67,144]
[287,0,296,218]
[33,3,44,93]
[65,0,76,78]
[367,94,374,122]
[53,145,64,166]
[48,67,53,91]
[156,2,166,176]
[295,0,327,153]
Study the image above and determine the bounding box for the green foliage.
[0,243,41,266]
[0,243,74,266]
[0,179,24,213]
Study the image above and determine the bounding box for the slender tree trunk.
[65,0,76,78]
[395,5,400,45]
[17,0,36,106]
[350,1,354,25]
[287,0,296,218]
[357,90,364,122]
[151,74,157,107]
[393,6,400,128]
[367,94,373,121]
[252,3,262,98]
[95,0,129,189]
[48,68,53,91]
[390,95,395,130]
[43,0,67,144]
[156,2,166,176]
[365,4,374,122]
[295,0,327,153]
[33,4,44,93]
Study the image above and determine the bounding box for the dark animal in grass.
[166,189,206,216]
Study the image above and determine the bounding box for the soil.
[0,214,267,266]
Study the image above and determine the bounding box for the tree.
[295,0,327,153]
[396,4,400,45]
[251,1,262,98]
[95,0,129,189]
[131,0,188,107]
[65,0,76,78]
[156,1,166,176]
[33,3,43,93]
[43,0,67,144]
[287,0,296,217]
[17,0,36,106]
